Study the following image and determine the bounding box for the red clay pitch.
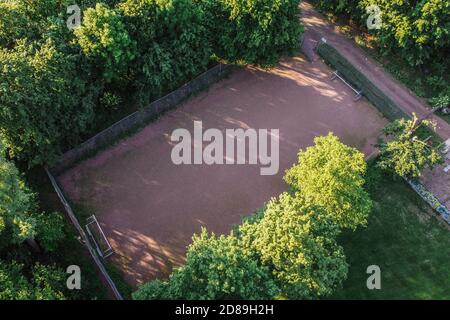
[58,56,387,286]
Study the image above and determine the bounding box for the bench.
[331,70,363,101]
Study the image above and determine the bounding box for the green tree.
[0,261,66,300]
[313,0,361,16]
[0,143,37,248]
[0,0,69,48]
[0,39,98,166]
[133,229,279,300]
[0,261,33,299]
[239,192,348,299]
[378,113,442,178]
[315,0,450,67]
[31,263,67,300]
[34,212,65,252]
[0,143,64,251]
[74,3,136,82]
[365,0,450,66]
[118,0,211,107]
[284,133,372,230]
[0,1,30,48]
[196,0,303,65]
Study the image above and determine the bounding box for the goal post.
[85,215,114,259]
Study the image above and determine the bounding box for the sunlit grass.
[332,163,450,299]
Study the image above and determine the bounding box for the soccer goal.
[331,70,363,101]
[85,215,114,259]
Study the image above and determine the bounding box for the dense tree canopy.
[0,39,98,165]
[0,143,66,299]
[0,143,37,247]
[197,0,303,65]
[313,0,450,67]
[284,133,372,230]
[118,0,212,107]
[75,3,136,82]
[134,229,280,300]
[0,261,66,300]
[239,192,348,299]
[0,143,64,251]
[0,0,302,166]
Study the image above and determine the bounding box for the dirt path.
[58,56,387,286]
[300,1,450,140]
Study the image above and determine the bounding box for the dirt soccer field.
[58,56,387,286]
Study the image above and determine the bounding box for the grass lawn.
[332,163,450,299]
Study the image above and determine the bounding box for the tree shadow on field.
[57,53,388,287]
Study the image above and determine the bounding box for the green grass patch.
[332,162,450,299]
